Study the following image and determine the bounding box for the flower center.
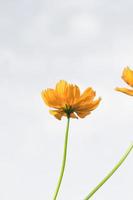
[63,105,74,117]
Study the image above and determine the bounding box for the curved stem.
[84,143,133,200]
[53,117,70,200]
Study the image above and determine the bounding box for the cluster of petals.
[116,66,133,96]
[41,80,101,120]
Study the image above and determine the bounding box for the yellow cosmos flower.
[116,66,133,96]
[41,80,101,120]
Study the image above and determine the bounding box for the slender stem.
[53,117,70,200]
[84,143,133,200]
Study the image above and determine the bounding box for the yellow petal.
[122,66,133,87]
[70,112,78,119]
[76,110,91,118]
[76,98,101,112]
[75,98,101,118]
[55,80,68,98]
[55,80,80,105]
[73,87,96,107]
[67,84,80,104]
[49,110,64,120]
[115,87,133,96]
[80,87,96,101]
[41,89,62,108]
[85,98,101,111]
[73,85,80,99]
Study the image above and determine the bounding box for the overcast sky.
[0,0,133,200]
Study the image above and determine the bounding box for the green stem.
[84,143,133,200]
[53,117,70,200]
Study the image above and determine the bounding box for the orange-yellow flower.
[116,66,133,96]
[41,80,101,120]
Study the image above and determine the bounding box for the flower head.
[116,66,133,96]
[41,80,101,120]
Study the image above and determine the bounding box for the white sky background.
[0,0,133,199]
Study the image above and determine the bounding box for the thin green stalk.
[84,143,133,200]
[53,117,70,200]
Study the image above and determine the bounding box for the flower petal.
[76,110,91,118]
[75,98,101,118]
[115,87,133,96]
[73,87,96,107]
[41,89,62,108]
[122,66,133,87]
[55,80,68,98]
[76,98,101,111]
[55,80,80,105]
[49,110,64,120]
[70,112,78,119]
[67,84,80,104]
[85,98,101,111]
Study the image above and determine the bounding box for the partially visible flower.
[41,80,101,120]
[116,66,133,96]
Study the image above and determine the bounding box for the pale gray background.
[0,0,133,199]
